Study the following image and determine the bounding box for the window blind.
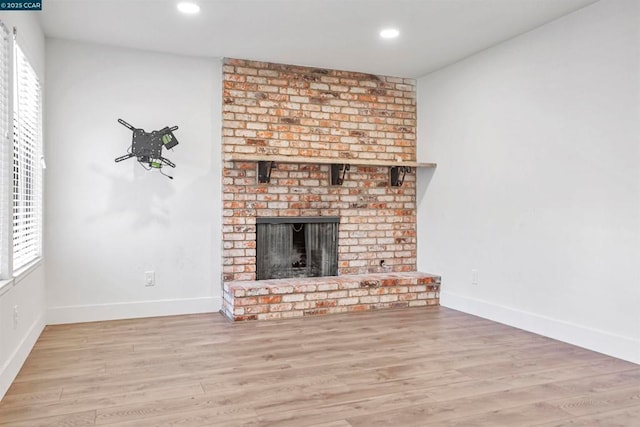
[12,43,41,270]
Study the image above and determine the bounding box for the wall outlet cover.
[145,271,155,286]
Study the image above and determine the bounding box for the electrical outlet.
[471,269,479,286]
[145,271,155,287]
[13,305,18,329]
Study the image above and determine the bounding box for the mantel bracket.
[330,163,350,186]
[257,161,276,183]
[390,166,412,187]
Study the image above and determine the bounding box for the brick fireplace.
[221,58,440,320]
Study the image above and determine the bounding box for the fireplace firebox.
[256,217,339,280]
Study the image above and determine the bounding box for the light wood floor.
[1,308,639,426]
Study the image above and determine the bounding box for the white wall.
[0,269,46,399]
[417,0,640,363]
[45,39,222,323]
[0,13,47,399]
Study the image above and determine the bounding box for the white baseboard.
[0,313,46,400]
[441,291,640,365]
[47,296,222,325]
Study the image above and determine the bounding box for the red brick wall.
[222,58,418,281]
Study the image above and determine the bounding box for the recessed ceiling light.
[380,28,400,39]
[177,2,200,14]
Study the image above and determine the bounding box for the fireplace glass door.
[256,218,338,280]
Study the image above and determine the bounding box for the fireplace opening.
[291,224,307,269]
[256,217,338,280]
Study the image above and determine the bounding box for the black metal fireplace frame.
[256,216,340,224]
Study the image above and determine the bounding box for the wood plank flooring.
[0,307,638,426]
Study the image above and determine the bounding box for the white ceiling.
[39,0,598,78]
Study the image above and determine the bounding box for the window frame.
[0,20,43,291]
[0,20,12,283]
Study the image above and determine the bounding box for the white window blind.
[12,43,42,270]
[0,21,10,277]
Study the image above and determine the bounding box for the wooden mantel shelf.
[224,153,437,169]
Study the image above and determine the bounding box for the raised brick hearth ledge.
[222,272,441,321]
